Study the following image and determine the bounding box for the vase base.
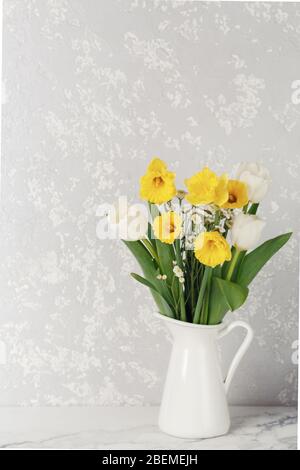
[158,423,231,440]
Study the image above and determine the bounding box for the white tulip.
[107,202,148,241]
[231,213,266,251]
[237,163,271,203]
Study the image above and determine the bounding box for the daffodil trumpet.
[122,158,292,325]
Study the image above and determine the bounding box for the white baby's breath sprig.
[173,265,184,278]
[191,213,202,225]
[220,208,233,220]
[185,233,198,251]
[182,204,193,214]
[215,218,227,234]
[173,262,185,284]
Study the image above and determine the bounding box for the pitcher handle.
[218,320,254,394]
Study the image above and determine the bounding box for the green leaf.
[155,240,176,285]
[237,233,293,287]
[156,240,186,321]
[215,278,249,311]
[131,273,175,318]
[201,268,213,325]
[148,204,175,284]
[147,203,160,257]
[123,240,155,277]
[213,265,222,278]
[148,203,160,221]
[173,239,186,321]
[142,237,160,265]
[193,267,211,324]
[222,247,246,281]
[123,240,175,316]
[131,272,159,291]
[147,223,155,249]
[208,277,249,325]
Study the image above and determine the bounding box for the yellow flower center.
[222,180,249,209]
[153,176,164,188]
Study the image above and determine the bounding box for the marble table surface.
[0,406,297,450]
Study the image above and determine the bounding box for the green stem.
[174,244,186,320]
[174,239,183,269]
[190,254,196,314]
[148,202,153,220]
[173,240,187,322]
[235,250,247,281]
[243,203,249,214]
[202,268,213,325]
[179,286,187,322]
[171,282,180,320]
[193,267,211,324]
[226,248,241,282]
[248,203,259,215]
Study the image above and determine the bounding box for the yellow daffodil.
[153,212,182,245]
[185,167,228,206]
[214,174,230,207]
[140,158,177,205]
[194,231,232,267]
[222,180,249,209]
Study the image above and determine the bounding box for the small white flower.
[216,219,227,234]
[205,210,215,223]
[205,205,217,215]
[194,207,205,215]
[173,266,184,278]
[162,275,167,281]
[185,236,195,250]
[157,275,162,280]
[191,213,203,225]
[179,277,185,284]
[220,208,232,220]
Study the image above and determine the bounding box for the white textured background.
[0,0,299,406]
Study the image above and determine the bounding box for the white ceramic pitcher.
[158,314,254,439]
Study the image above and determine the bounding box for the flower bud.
[237,163,271,203]
[231,213,265,251]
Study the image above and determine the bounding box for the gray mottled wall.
[0,0,299,406]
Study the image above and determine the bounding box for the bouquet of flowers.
[122,159,292,325]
